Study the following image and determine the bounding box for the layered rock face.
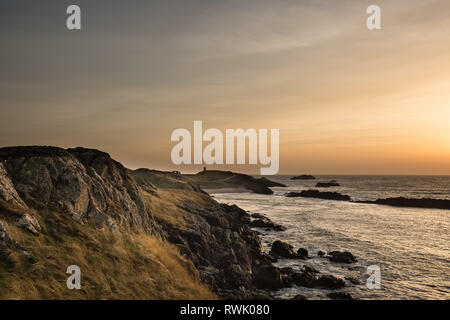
[0,146,159,235]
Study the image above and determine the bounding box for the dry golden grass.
[0,206,216,300]
[141,190,187,229]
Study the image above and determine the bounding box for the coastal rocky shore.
[285,189,450,210]
[0,146,354,299]
[186,170,287,194]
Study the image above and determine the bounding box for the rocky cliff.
[0,146,281,299]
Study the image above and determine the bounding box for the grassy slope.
[0,200,215,300]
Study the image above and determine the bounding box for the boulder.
[315,180,340,188]
[290,269,345,289]
[291,175,316,180]
[301,265,319,274]
[297,248,309,259]
[286,190,351,201]
[253,265,287,290]
[269,240,300,259]
[315,275,346,289]
[328,251,357,264]
[249,218,286,231]
[250,213,266,219]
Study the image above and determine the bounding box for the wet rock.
[291,269,345,289]
[315,275,346,289]
[316,180,340,188]
[249,218,286,231]
[16,214,41,236]
[328,292,354,300]
[269,240,300,259]
[251,213,266,219]
[253,265,288,290]
[297,248,309,259]
[291,175,316,180]
[328,251,357,264]
[345,276,361,285]
[302,265,319,274]
[290,269,317,288]
[355,197,450,210]
[285,190,351,201]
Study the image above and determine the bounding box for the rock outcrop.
[269,240,306,259]
[315,180,340,188]
[281,266,345,289]
[285,190,351,201]
[0,146,160,235]
[355,197,450,210]
[291,175,316,180]
[186,170,286,194]
[16,214,41,236]
[249,218,286,231]
[328,251,357,264]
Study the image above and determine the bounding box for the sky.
[1,0,450,175]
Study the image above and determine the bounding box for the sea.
[211,175,450,300]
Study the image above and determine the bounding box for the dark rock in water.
[302,265,319,274]
[291,294,308,300]
[249,218,286,231]
[290,269,345,289]
[253,265,288,290]
[328,292,354,300]
[345,276,361,285]
[280,267,295,275]
[355,197,450,210]
[251,213,266,219]
[290,269,317,288]
[318,250,326,257]
[286,190,351,201]
[297,248,309,259]
[269,240,302,259]
[315,275,346,289]
[315,180,340,188]
[328,251,357,264]
[291,175,316,180]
